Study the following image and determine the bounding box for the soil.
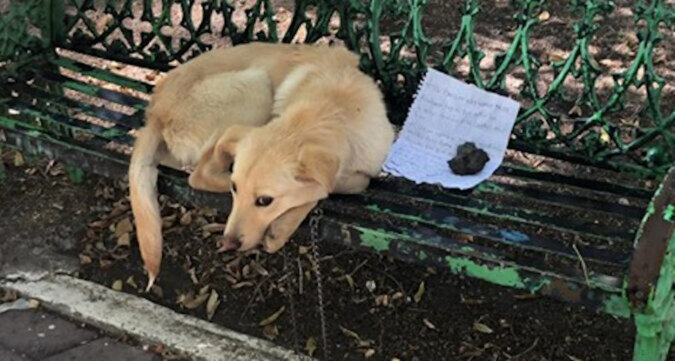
[1,153,638,361]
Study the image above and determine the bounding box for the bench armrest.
[627,167,675,309]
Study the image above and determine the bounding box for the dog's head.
[203,124,338,252]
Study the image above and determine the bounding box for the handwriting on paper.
[383,69,520,190]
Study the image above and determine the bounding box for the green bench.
[1,0,673,359]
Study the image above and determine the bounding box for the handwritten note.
[383,69,520,190]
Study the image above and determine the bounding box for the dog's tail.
[129,125,163,291]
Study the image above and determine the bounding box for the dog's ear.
[189,125,253,192]
[214,124,253,161]
[295,144,339,198]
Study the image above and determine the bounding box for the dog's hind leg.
[263,201,318,253]
[333,172,371,194]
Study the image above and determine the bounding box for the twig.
[509,337,539,360]
[572,242,590,286]
[297,258,303,295]
[239,277,269,322]
[349,259,369,276]
[364,264,405,293]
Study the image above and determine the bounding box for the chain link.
[309,206,330,361]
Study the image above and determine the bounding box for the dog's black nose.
[216,235,241,252]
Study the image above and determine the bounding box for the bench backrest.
[2,0,672,178]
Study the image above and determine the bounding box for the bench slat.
[497,164,653,199]
[9,81,142,129]
[50,55,154,94]
[369,180,638,242]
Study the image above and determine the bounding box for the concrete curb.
[1,273,313,361]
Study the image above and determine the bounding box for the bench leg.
[632,238,675,361]
[632,248,675,361]
[633,307,675,361]
[629,167,675,361]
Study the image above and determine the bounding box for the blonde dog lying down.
[129,43,395,288]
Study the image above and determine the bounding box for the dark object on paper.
[448,142,490,175]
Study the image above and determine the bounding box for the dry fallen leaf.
[126,276,138,289]
[95,13,114,33]
[250,261,269,277]
[344,274,355,290]
[423,318,436,330]
[180,212,192,226]
[538,10,550,21]
[206,290,220,321]
[117,233,131,247]
[183,292,209,309]
[364,349,376,358]
[13,152,24,167]
[232,281,255,289]
[414,281,425,303]
[298,245,309,255]
[262,324,279,341]
[305,337,317,357]
[375,294,389,307]
[622,32,639,47]
[473,322,494,334]
[202,223,226,233]
[162,214,177,228]
[79,254,92,265]
[547,50,566,62]
[259,306,285,326]
[568,104,583,117]
[600,128,611,143]
[115,218,133,237]
[339,326,361,341]
[365,280,376,292]
[111,280,123,291]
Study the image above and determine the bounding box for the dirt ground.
[0,153,637,361]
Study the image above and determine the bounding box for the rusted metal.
[627,167,675,308]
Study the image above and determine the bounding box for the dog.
[198,51,396,254]
[129,43,394,289]
[129,43,364,287]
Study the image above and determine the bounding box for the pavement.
[0,308,160,361]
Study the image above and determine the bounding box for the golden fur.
[129,43,393,288]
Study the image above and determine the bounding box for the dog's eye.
[255,196,274,207]
[231,182,237,193]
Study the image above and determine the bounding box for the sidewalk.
[0,307,161,361]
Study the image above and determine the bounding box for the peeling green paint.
[664,205,674,222]
[474,181,504,193]
[356,227,392,252]
[603,294,631,318]
[444,256,526,289]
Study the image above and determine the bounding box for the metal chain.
[309,206,330,361]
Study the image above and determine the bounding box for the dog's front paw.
[262,229,289,253]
